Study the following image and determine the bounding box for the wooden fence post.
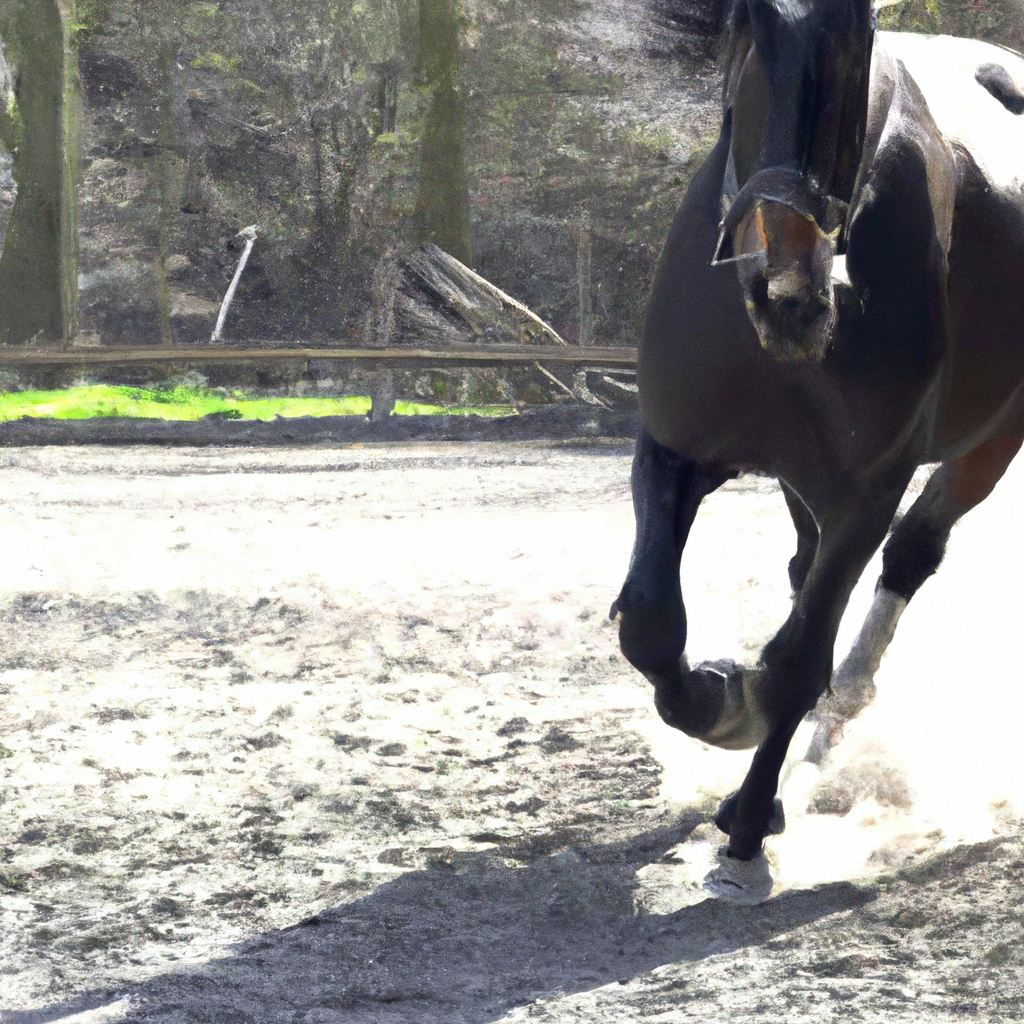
[363,252,400,420]
[577,212,593,348]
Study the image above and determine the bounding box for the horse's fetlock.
[649,660,770,750]
[714,791,739,835]
[715,791,784,839]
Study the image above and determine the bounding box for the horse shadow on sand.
[4,814,885,1024]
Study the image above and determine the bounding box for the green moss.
[393,399,511,416]
[0,385,516,421]
[72,0,114,44]
[191,52,243,75]
[876,0,1021,42]
[618,123,677,163]
[0,869,29,891]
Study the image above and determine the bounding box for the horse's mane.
[722,0,875,209]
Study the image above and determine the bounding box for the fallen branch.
[398,244,569,348]
[211,226,259,342]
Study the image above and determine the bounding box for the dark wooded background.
[0,0,1018,402]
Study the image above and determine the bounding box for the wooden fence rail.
[0,344,638,369]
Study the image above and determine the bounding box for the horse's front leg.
[611,429,759,743]
[708,478,910,899]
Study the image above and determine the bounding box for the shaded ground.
[0,408,636,447]
[0,442,1023,1023]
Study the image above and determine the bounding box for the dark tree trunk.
[0,0,79,344]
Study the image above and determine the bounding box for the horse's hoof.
[692,660,769,750]
[702,847,774,905]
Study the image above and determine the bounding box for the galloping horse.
[612,0,1024,902]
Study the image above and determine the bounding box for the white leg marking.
[805,588,908,763]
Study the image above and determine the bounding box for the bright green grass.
[0,386,516,421]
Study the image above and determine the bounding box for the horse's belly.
[933,189,1024,453]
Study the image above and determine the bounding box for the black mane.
[725,0,874,206]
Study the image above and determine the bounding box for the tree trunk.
[576,214,593,346]
[417,0,471,266]
[154,42,178,347]
[0,0,79,344]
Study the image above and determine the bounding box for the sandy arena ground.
[1,440,1023,1023]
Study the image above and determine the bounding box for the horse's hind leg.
[806,430,1024,762]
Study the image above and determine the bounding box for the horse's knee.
[781,482,818,594]
[612,581,686,676]
[788,548,813,593]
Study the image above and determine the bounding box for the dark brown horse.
[612,0,1024,902]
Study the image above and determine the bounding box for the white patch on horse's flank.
[880,32,1024,195]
